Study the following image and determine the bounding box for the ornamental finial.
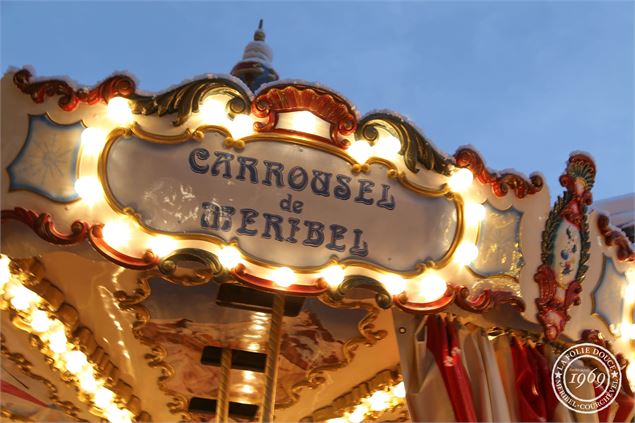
[231,20,279,91]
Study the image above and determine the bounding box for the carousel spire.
[230,19,279,92]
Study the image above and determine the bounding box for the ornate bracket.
[597,214,635,262]
[454,147,544,198]
[357,112,453,175]
[1,207,89,245]
[534,154,595,341]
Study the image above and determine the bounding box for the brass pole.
[260,295,285,422]
[216,348,232,423]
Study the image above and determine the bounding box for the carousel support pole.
[216,348,232,423]
[260,294,285,422]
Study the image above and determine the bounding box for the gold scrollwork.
[0,334,83,421]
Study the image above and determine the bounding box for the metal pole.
[216,348,232,423]
[260,295,285,422]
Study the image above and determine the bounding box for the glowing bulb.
[627,358,635,390]
[93,386,115,409]
[455,243,479,265]
[107,97,133,125]
[80,127,107,156]
[415,272,448,303]
[347,404,368,423]
[102,220,132,248]
[8,285,39,311]
[229,114,253,139]
[251,323,266,331]
[0,255,11,288]
[271,267,295,287]
[30,309,52,333]
[368,390,391,411]
[393,381,406,398]
[240,384,254,394]
[48,330,68,354]
[247,343,260,352]
[624,324,635,340]
[625,282,635,303]
[448,168,474,192]
[464,202,486,224]
[78,368,99,394]
[321,265,345,288]
[147,236,176,258]
[74,177,103,205]
[199,97,227,122]
[348,141,372,164]
[64,350,88,374]
[244,371,255,381]
[327,419,347,423]
[381,274,406,296]
[626,267,635,284]
[374,135,401,159]
[292,111,319,133]
[218,246,242,269]
[105,407,132,423]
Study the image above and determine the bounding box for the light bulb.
[0,255,11,288]
[217,246,242,269]
[48,330,68,354]
[240,384,254,394]
[80,127,107,156]
[373,135,401,159]
[393,381,406,398]
[102,220,132,248]
[247,343,260,352]
[64,350,88,374]
[199,97,227,122]
[271,267,295,287]
[381,274,406,296]
[368,390,391,411]
[455,243,479,265]
[244,371,255,381]
[624,323,635,340]
[229,114,253,139]
[464,202,486,224]
[348,141,373,164]
[8,285,39,311]
[625,282,635,303]
[415,272,448,303]
[448,168,474,192]
[93,386,115,409]
[30,309,52,333]
[321,265,345,288]
[105,407,132,423]
[78,368,99,394]
[147,236,176,258]
[74,177,103,205]
[347,404,368,423]
[107,97,133,125]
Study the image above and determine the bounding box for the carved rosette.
[534,154,595,341]
[454,147,544,198]
[252,84,357,148]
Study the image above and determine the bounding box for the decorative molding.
[0,334,82,421]
[87,225,159,270]
[357,113,452,176]
[14,69,135,112]
[1,208,89,246]
[597,214,635,262]
[452,285,526,313]
[252,84,356,148]
[2,257,151,420]
[454,147,544,198]
[534,154,595,341]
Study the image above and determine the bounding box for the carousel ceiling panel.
[592,257,628,335]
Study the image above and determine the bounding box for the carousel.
[1,23,634,423]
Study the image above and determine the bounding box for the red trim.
[1,207,89,245]
[0,380,49,408]
[454,147,544,198]
[453,285,526,313]
[87,225,159,270]
[597,214,635,262]
[252,84,356,149]
[231,264,328,296]
[393,287,455,314]
[14,69,135,112]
